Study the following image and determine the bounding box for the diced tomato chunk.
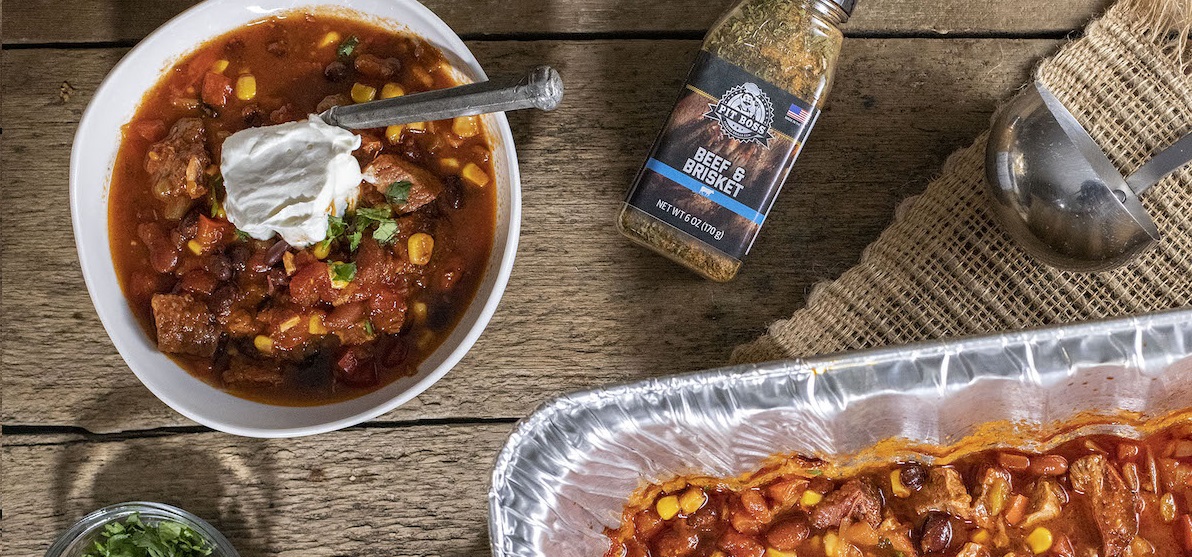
[194,214,235,253]
[289,262,334,307]
[202,72,234,108]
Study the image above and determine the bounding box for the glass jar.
[45,502,239,557]
[617,0,853,281]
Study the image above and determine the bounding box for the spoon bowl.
[986,82,1160,272]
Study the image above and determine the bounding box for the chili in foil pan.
[488,308,1192,557]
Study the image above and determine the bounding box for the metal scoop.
[986,81,1192,271]
[320,65,563,129]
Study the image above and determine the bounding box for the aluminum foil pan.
[489,307,1192,557]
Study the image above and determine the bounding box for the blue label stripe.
[645,158,766,225]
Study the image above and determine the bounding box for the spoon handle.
[1125,131,1192,195]
[319,66,563,130]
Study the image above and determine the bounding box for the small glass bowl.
[45,502,239,557]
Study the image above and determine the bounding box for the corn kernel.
[308,314,328,335]
[439,157,461,173]
[279,316,301,332]
[1162,493,1178,523]
[235,75,256,100]
[765,549,797,557]
[679,488,707,515]
[385,124,404,144]
[408,232,434,265]
[187,240,204,255]
[282,251,297,275]
[312,239,331,260]
[380,82,405,98]
[800,490,823,507]
[890,470,910,498]
[971,529,991,544]
[823,531,840,557]
[351,82,377,103]
[406,121,426,132]
[211,59,230,74]
[1025,527,1053,554]
[412,301,428,323]
[319,31,341,48]
[655,495,680,520]
[453,116,481,138]
[253,335,273,354]
[462,162,490,187]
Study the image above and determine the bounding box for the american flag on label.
[786,103,809,124]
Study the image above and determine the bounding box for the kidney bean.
[718,529,765,557]
[264,239,290,266]
[900,462,928,491]
[919,513,953,554]
[997,452,1032,471]
[325,302,367,329]
[765,517,810,551]
[1030,454,1069,476]
[148,241,181,274]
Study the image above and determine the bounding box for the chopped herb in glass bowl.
[45,502,237,557]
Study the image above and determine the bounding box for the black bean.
[900,463,928,491]
[178,208,202,239]
[919,513,953,554]
[242,103,265,127]
[266,268,289,294]
[324,60,350,82]
[228,245,250,272]
[264,239,290,266]
[205,254,233,281]
[439,175,464,210]
[209,285,239,317]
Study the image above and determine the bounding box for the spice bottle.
[617,0,853,281]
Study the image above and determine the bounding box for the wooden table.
[2,1,1107,554]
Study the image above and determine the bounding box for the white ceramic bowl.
[70,0,520,437]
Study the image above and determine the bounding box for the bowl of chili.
[70,0,520,437]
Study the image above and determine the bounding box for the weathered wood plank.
[1,0,1107,43]
[3,425,513,557]
[1,38,1057,431]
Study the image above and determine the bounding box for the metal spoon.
[320,65,563,129]
[986,81,1192,271]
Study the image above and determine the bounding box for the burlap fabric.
[732,0,1192,364]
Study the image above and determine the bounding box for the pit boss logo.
[705,83,775,147]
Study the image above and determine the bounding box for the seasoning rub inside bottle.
[617,0,853,281]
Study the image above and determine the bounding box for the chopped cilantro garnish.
[373,220,399,245]
[355,206,393,223]
[809,469,823,476]
[385,181,413,205]
[82,512,213,557]
[327,215,346,240]
[234,229,250,242]
[330,261,357,283]
[363,320,375,336]
[348,229,363,252]
[337,35,360,59]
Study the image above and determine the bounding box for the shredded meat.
[911,467,973,520]
[1020,479,1065,529]
[151,293,219,357]
[810,479,882,530]
[144,118,211,218]
[362,154,442,213]
[1069,455,1139,557]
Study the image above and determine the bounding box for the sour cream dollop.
[220,115,362,248]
